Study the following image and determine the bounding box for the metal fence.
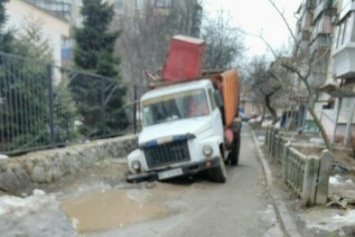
[265,126,332,206]
[0,52,143,155]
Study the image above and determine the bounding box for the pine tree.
[53,79,77,143]
[0,0,12,53]
[0,17,77,152]
[0,18,54,152]
[73,0,127,137]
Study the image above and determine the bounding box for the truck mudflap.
[127,157,220,183]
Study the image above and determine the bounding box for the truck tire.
[229,132,241,166]
[209,156,227,183]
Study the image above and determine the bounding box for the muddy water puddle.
[60,183,186,233]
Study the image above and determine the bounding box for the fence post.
[133,85,137,134]
[316,150,332,205]
[47,64,55,148]
[301,156,320,206]
[271,128,279,156]
[277,135,284,160]
[282,141,291,182]
[268,127,274,153]
[272,132,280,158]
[265,126,269,146]
[100,77,106,136]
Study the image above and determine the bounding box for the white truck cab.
[127,79,230,182]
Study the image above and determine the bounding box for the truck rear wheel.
[209,156,227,183]
[229,133,241,166]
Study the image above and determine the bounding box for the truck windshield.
[142,89,209,126]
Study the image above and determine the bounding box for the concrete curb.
[251,130,302,237]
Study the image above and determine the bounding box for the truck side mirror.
[214,91,223,108]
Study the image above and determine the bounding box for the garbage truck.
[126,35,241,183]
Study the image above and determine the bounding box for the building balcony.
[332,43,355,78]
[309,15,333,51]
[26,0,71,20]
[305,0,317,11]
[301,11,314,30]
[339,0,355,21]
[332,11,355,79]
[296,30,311,42]
[313,0,334,22]
[296,11,313,42]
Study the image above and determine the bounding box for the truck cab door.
[208,89,224,139]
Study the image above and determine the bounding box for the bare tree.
[247,55,293,125]
[249,0,333,149]
[201,11,245,70]
[113,0,203,93]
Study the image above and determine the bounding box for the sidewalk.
[251,127,355,237]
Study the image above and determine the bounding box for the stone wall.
[0,134,138,192]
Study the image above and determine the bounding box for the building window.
[341,16,348,45]
[154,0,171,8]
[344,14,352,44]
[336,13,353,48]
[116,0,123,9]
[351,14,355,42]
[135,0,144,10]
[336,24,341,48]
[61,37,72,47]
[319,34,331,47]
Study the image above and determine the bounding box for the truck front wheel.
[229,133,241,166]
[208,156,227,183]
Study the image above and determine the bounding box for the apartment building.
[27,0,115,25]
[293,0,355,143]
[5,0,70,67]
[26,0,115,65]
[26,0,72,20]
[115,0,172,16]
[293,0,338,132]
[327,0,355,143]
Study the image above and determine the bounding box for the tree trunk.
[261,105,266,123]
[265,94,278,125]
[307,106,331,150]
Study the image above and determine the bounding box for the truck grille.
[144,140,190,169]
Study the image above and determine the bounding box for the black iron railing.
[0,52,142,155]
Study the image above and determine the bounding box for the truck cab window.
[187,90,209,117]
[142,89,210,126]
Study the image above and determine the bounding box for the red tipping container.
[161,35,205,81]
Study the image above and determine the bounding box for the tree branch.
[266,0,297,44]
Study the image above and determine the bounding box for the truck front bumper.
[127,157,220,183]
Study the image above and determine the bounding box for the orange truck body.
[214,69,239,128]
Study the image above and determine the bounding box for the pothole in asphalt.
[60,183,185,233]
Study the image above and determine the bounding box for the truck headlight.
[131,160,141,172]
[203,145,213,157]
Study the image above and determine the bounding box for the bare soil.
[262,145,355,237]
[257,127,355,237]
[294,143,355,175]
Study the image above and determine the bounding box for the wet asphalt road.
[0,124,283,237]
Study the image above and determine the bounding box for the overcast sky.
[203,0,303,58]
